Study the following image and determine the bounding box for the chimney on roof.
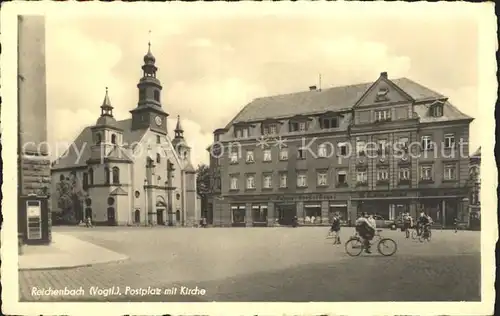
[309,85,317,91]
[380,71,388,78]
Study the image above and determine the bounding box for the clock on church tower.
[130,42,169,133]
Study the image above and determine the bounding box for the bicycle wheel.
[411,230,418,240]
[377,238,397,256]
[345,238,364,256]
[426,230,432,242]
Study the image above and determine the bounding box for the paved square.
[19,226,480,302]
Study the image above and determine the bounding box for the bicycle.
[345,229,398,257]
[419,225,432,242]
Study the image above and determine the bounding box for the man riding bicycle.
[417,211,432,237]
[355,212,376,253]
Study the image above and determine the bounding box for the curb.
[18,257,130,271]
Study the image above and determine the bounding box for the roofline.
[232,108,353,125]
[51,165,88,172]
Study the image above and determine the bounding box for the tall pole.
[319,74,322,91]
[144,179,148,226]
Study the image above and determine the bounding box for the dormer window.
[432,103,444,117]
[319,116,339,129]
[289,117,309,132]
[262,123,278,136]
[234,127,250,138]
[375,88,390,102]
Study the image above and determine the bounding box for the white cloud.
[188,38,213,48]
[43,17,478,166]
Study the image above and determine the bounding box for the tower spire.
[100,86,113,117]
[175,115,184,138]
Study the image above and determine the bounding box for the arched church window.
[154,90,160,102]
[156,153,161,164]
[104,167,110,184]
[88,168,94,185]
[139,88,146,101]
[96,133,102,145]
[112,167,120,184]
[111,134,116,144]
[59,174,65,181]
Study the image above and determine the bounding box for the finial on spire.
[148,30,152,49]
[102,86,112,108]
[175,115,184,136]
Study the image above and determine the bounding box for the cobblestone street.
[19,226,481,302]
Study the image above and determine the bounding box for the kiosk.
[18,195,51,245]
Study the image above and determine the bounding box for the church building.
[51,43,199,226]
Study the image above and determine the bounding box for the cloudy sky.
[45,4,482,166]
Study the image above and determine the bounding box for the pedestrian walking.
[85,216,93,228]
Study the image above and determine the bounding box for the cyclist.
[417,212,432,237]
[355,212,376,253]
[327,212,342,244]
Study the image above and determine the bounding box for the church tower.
[89,87,124,160]
[172,115,191,161]
[130,41,169,134]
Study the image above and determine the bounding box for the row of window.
[228,164,457,190]
[78,167,120,188]
[230,205,348,224]
[229,134,455,164]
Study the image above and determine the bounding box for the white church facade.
[51,44,199,226]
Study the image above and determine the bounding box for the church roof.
[228,77,471,125]
[52,119,147,170]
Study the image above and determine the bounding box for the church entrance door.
[107,207,116,226]
[134,209,141,224]
[156,208,164,225]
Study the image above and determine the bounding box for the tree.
[56,172,86,224]
[196,164,211,198]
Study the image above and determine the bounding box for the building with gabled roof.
[51,44,198,226]
[207,71,473,228]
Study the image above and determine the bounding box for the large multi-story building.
[207,72,473,228]
[51,43,199,226]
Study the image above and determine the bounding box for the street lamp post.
[144,179,148,226]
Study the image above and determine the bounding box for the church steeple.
[174,115,184,139]
[96,87,118,127]
[130,35,169,133]
[100,87,113,117]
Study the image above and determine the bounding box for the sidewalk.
[18,232,128,271]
